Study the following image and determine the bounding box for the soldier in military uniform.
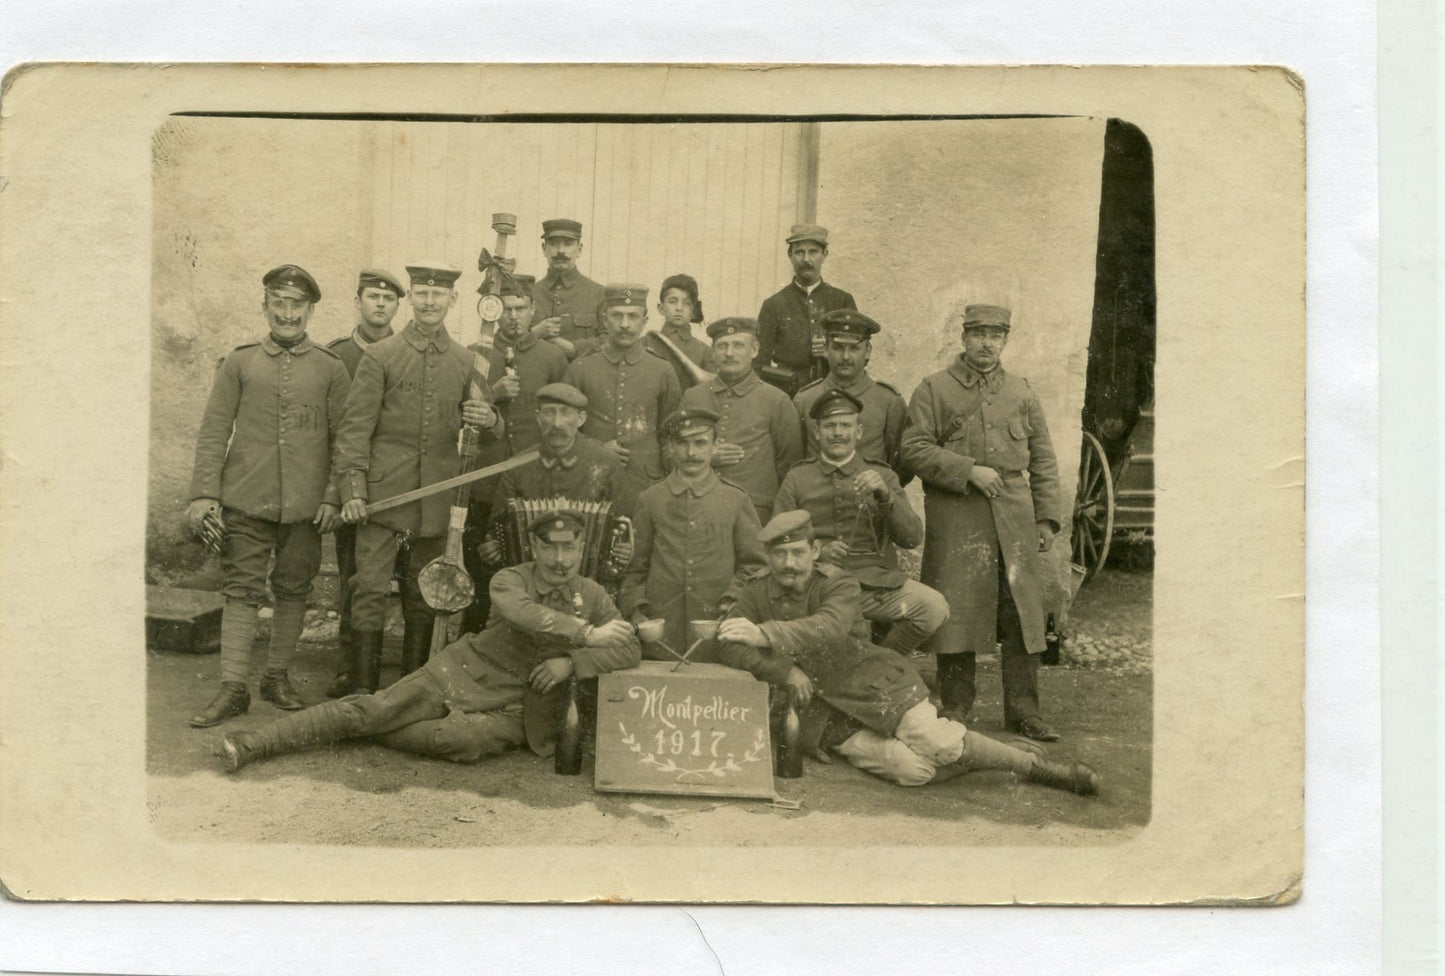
[562,284,682,497]
[793,309,909,482]
[754,224,857,396]
[529,218,607,359]
[333,261,502,692]
[461,274,570,633]
[477,382,636,579]
[324,268,406,698]
[476,272,570,457]
[715,511,1098,794]
[643,272,715,383]
[900,304,1065,741]
[218,511,642,771]
[775,388,948,654]
[185,264,351,728]
[621,407,767,660]
[680,316,804,524]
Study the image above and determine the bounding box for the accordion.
[500,496,632,581]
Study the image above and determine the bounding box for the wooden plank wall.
[364,121,811,340]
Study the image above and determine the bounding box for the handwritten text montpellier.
[629,685,753,730]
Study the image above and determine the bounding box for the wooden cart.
[1069,119,1156,583]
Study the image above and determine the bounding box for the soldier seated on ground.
[715,509,1100,794]
[219,510,641,771]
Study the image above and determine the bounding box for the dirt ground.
[147,565,1152,849]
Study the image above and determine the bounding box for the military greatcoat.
[333,320,500,537]
[899,358,1063,655]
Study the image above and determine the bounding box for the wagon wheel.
[1071,431,1115,582]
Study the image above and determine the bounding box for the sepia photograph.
[0,63,1303,906]
[146,113,1154,849]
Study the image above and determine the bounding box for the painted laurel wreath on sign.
[617,722,768,781]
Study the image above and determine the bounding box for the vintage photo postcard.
[0,63,1303,904]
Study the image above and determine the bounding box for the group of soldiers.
[185,218,1100,798]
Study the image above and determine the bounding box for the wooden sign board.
[595,661,776,800]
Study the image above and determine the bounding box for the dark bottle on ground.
[555,675,583,775]
[776,690,804,779]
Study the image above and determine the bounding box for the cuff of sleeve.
[341,471,368,503]
[947,457,975,493]
[758,621,790,656]
[556,614,587,643]
[568,649,600,679]
[758,655,796,686]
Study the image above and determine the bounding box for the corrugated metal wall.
[364,121,812,339]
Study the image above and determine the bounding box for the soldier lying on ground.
[219,510,641,771]
[714,509,1100,794]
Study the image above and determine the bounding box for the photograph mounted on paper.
[144,108,1156,852]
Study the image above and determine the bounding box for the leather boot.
[326,668,352,699]
[220,699,361,772]
[400,611,435,678]
[1028,758,1102,795]
[259,669,305,710]
[352,630,383,694]
[326,630,353,698]
[935,653,976,724]
[189,681,250,728]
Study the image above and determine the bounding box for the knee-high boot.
[220,699,363,772]
[936,730,1100,795]
[351,630,382,694]
[958,729,1043,775]
[400,607,435,678]
[935,653,976,721]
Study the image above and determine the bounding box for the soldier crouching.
[218,510,640,770]
[716,510,1099,794]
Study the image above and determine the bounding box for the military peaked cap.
[541,218,583,241]
[962,304,1012,329]
[819,309,880,343]
[808,387,864,420]
[758,509,814,547]
[706,316,759,340]
[661,407,720,440]
[785,223,829,247]
[263,264,321,303]
[528,509,588,542]
[405,261,462,288]
[357,268,405,297]
[602,283,648,308]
